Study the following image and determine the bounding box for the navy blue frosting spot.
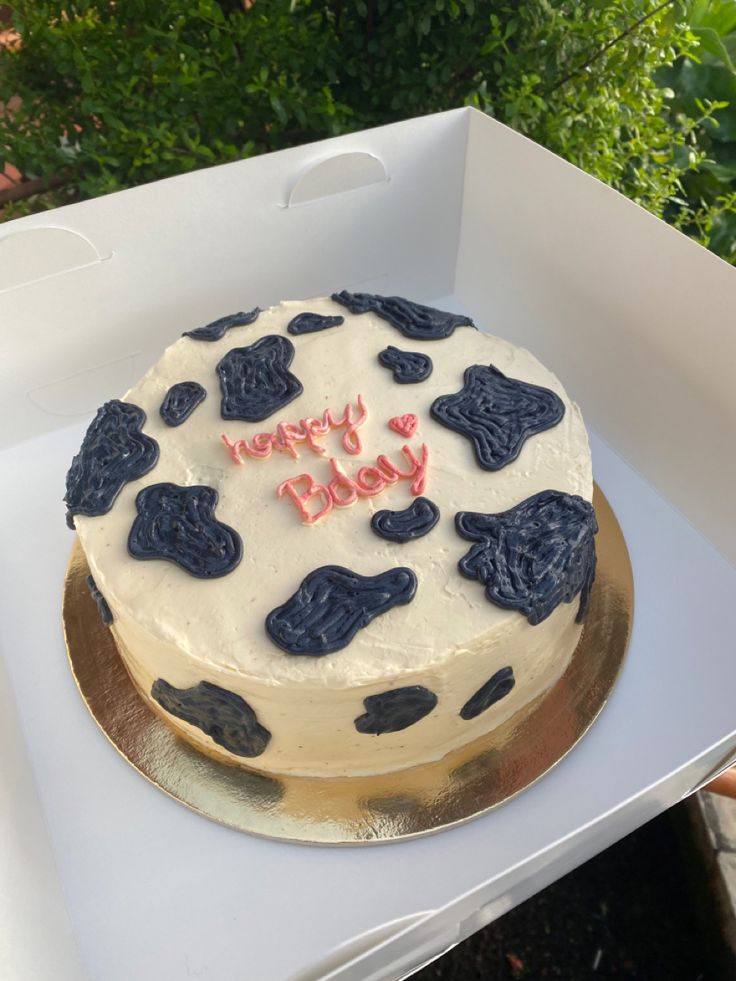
[128,482,243,578]
[431,364,565,471]
[371,497,440,543]
[377,345,433,384]
[86,574,112,626]
[354,686,438,735]
[217,334,303,423]
[152,679,270,757]
[183,308,260,341]
[265,565,417,656]
[331,291,474,340]
[287,312,344,335]
[159,381,206,427]
[456,490,597,625]
[65,400,160,528]
[460,666,515,720]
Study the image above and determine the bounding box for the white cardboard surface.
[0,652,83,981]
[457,111,736,562]
[1,108,734,981]
[0,110,469,448]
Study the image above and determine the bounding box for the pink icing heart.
[388,413,418,438]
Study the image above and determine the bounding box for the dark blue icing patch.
[354,686,438,735]
[371,497,440,543]
[265,565,417,656]
[460,666,515,721]
[183,308,260,341]
[217,334,303,423]
[287,312,344,335]
[159,381,206,427]
[128,482,243,578]
[331,291,474,340]
[86,574,112,626]
[456,490,597,625]
[151,679,270,757]
[377,345,433,384]
[431,364,565,471]
[65,400,160,528]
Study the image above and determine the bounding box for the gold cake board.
[62,484,633,845]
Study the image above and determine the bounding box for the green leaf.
[723,30,736,60]
[694,26,736,71]
[269,94,287,124]
[701,157,736,177]
[689,0,712,25]
[691,0,736,37]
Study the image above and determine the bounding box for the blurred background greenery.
[1,0,735,262]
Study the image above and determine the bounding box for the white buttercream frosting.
[75,297,593,776]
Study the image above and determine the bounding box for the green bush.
[1,0,734,260]
[658,0,736,258]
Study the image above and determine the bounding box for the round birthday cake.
[65,293,596,777]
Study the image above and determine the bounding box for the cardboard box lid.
[1,107,735,981]
[457,110,736,562]
[2,107,733,558]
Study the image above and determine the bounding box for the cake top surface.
[74,296,592,687]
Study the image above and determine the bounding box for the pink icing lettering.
[342,393,368,455]
[277,474,333,524]
[220,432,245,465]
[301,418,328,455]
[250,432,274,458]
[278,443,430,523]
[404,442,429,495]
[356,466,386,496]
[376,455,400,484]
[222,395,367,463]
[275,422,304,458]
[328,459,359,507]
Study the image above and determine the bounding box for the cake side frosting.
[114,594,582,775]
[72,296,594,777]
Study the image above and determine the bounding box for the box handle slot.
[0,226,111,294]
[287,151,388,207]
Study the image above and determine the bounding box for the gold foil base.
[62,484,633,845]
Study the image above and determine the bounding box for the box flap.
[456,109,736,561]
[0,109,470,449]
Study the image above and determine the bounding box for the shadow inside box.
[414,803,731,981]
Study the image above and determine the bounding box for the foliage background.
[1,0,735,261]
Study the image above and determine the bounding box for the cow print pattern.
[460,666,515,720]
[287,312,344,335]
[456,490,597,625]
[377,345,433,384]
[331,291,474,340]
[217,334,303,422]
[370,497,440,543]
[266,565,417,656]
[65,400,160,528]
[128,482,243,578]
[159,381,206,427]
[431,364,565,471]
[183,308,260,341]
[86,574,113,626]
[152,679,271,757]
[64,292,598,757]
[354,686,438,734]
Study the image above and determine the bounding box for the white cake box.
[0,107,735,981]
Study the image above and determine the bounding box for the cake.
[65,293,596,778]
